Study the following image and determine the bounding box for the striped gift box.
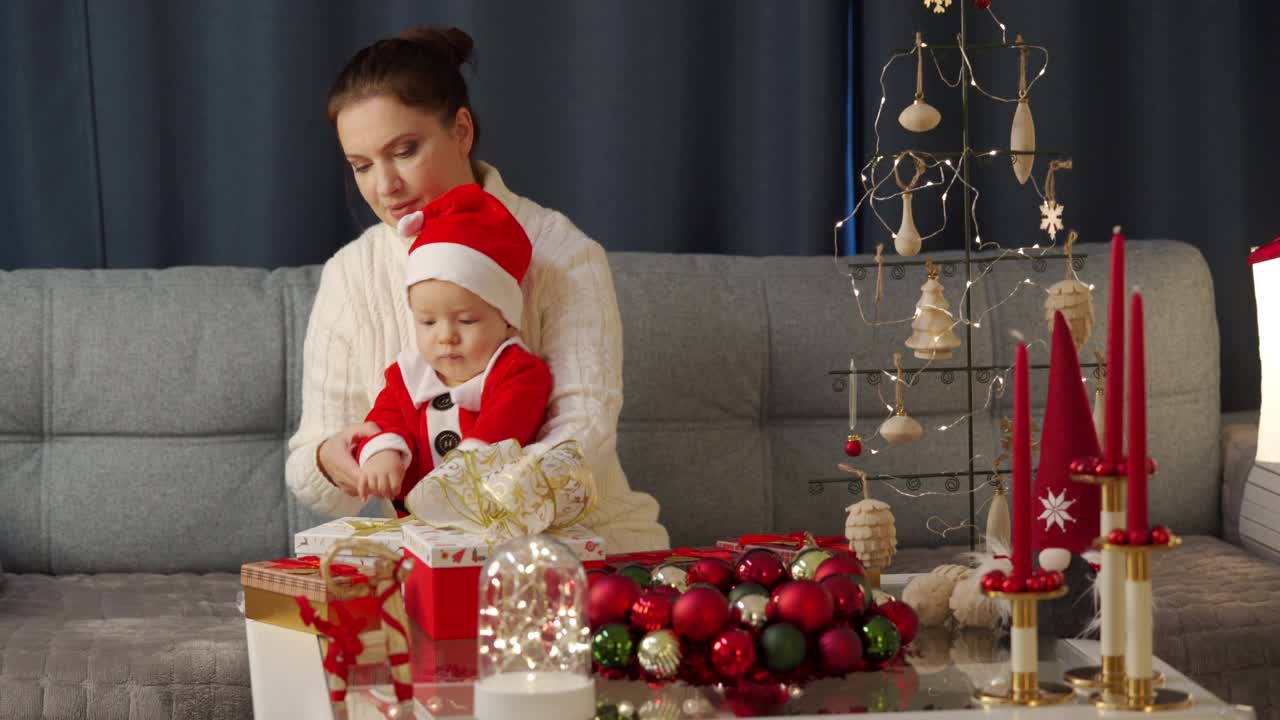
[240,559,380,635]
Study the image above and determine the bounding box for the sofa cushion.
[0,572,249,719]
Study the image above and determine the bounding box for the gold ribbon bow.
[343,516,417,537]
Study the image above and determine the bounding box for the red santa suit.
[351,183,550,515]
[355,337,552,511]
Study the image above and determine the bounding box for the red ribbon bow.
[296,596,368,700]
[269,556,368,584]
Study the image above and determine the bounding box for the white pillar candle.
[1101,551,1125,657]
[1125,578,1153,680]
[1011,626,1037,673]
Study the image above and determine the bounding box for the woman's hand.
[317,421,382,497]
[358,451,408,502]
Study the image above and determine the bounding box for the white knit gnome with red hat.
[1033,311,1103,569]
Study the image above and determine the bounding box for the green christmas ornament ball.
[860,615,901,664]
[593,622,636,669]
[617,564,652,589]
[760,622,807,672]
[727,582,768,604]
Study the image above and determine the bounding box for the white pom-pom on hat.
[1038,547,1071,573]
[397,210,425,239]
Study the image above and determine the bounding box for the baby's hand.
[358,451,408,501]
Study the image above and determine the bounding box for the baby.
[354,183,552,513]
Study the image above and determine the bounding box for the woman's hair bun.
[398,25,474,67]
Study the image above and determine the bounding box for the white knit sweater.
[285,164,670,554]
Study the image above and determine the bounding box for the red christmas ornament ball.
[1147,457,1158,475]
[771,580,836,634]
[1151,525,1171,546]
[733,549,788,590]
[587,569,608,589]
[818,626,864,675]
[1025,576,1044,592]
[870,600,919,646]
[973,0,991,10]
[980,570,1004,591]
[845,435,863,458]
[813,554,867,583]
[1001,576,1025,593]
[650,584,680,597]
[711,628,757,678]
[1107,529,1128,545]
[1043,571,1063,590]
[630,591,675,633]
[589,574,641,627]
[687,557,733,592]
[673,586,730,641]
[820,573,867,622]
[1094,459,1117,477]
[1128,528,1151,546]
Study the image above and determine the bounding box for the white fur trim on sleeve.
[456,438,490,453]
[358,433,412,466]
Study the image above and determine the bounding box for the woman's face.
[336,94,475,229]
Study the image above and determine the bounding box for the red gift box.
[402,525,606,640]
[715,532,849,562]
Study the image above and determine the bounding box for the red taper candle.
[1012,341,1031,580]
[1104,227,1125,464]
[1127,292,1148,532]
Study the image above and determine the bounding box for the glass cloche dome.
[474,534,595,720]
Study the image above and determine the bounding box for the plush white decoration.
[903,573,955,626]
[397,210,424,239]
[1038,547,1071,573]
[931,564,972,583]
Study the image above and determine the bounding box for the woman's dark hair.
[327,25,479,149]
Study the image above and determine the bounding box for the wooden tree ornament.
[905,258,962,360]
[898,32,941,133]
[893,156,927,256]
[844,470,898,589]
[1044,228,1094,351]
[879,352,924,445]
[1010,35,1036,185]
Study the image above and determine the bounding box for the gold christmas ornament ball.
[790,548,834,581]
[651,564,689,593]
[637,629,682,679]
[731,593,772,631]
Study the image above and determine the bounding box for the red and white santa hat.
[397,183,531,329]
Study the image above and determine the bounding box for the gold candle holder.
[973,586,1075,707]
[1089,533,1193,712]
[1063,469,1127,690]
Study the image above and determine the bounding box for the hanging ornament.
[974,0,991,8]
[844,471,898,588]
[984,480,1012,552]
[1010,35,1036,185]
[1044,229,1094,351]
[879,352,924,444]
[1037,159,1071,241]
[1092,351,1106,443]
[845,355,863,457]
[905,258,962,360]
[892,156,926,256]
[899,33,941,133]
[923,0,952,13]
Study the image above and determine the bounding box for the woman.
[286,26,668,553]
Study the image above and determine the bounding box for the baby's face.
[408,280,515,387]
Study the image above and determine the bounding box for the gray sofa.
[1,240,1274,718]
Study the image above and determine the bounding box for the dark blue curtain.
[0,0,846,270]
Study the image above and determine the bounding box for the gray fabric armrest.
[1221,411,1260,545]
